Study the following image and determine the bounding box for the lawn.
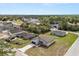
[26,32,78,56]
[9,38,31,48]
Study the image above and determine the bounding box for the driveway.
[11,48,27,56]
[18,44,35,53]
[15,49,28,56]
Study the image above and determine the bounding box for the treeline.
[0,15,79,34]
[0,16,22,21]
[38,15,79,31]
[21,23,50,34]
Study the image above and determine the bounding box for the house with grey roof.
[0,21,13,32]
[0,21,23,40]
[51,28,67,36]
[32,35,55,47]
[15,32,37,39]
[0,21,22,34]
[50,21,68,37]
[50,21,61,29]
[22,17,40,25]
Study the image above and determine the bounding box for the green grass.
[26,32,78,56]
[9,38,31,48]
[57,33,77,47]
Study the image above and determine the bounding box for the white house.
[22,17,40,25]
[51,29,68,36]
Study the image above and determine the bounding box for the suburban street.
[65,32,79,56]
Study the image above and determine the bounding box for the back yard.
[25,32,78,56]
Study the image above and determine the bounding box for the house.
[22,17,40,25]
[0,21,22,34]
[50,21,60,29]
[0,21,13,32]
[32,35,55,47]
[15,32,36,39]
[29,18,40,25]
[51,29,67,36]
[9,26,22,34]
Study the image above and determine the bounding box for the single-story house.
[51,29,67,36]
[32,35,55,47]
[16,32,36,39]
[0,21,22,33]
[50,21,60,29]
[9,26,22,34]
[22,17,40,25]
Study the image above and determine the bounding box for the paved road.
[65,32,79,56]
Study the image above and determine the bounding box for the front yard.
[9,38,31,48]
[25,32,78,56]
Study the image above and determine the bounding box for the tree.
[0,39,15,56]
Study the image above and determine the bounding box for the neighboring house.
[50,21,67,37]
[0,21,13,32]
[9,26,22,34]
[0,21,22,34]
[22,17,29,22]
[50,21,60,29]
[51,29,67,36]
[16,32,36,39]
[32,35,55,47]
[0,21,37,40]
[22,17,40,25]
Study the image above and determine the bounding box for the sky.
[0,3,79,15]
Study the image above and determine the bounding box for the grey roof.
[52,30,66,36]
[0,21,22,33]
[32,35,55,47]
[32,37,40,45]
[22,17,40,24]
[10,26,22,33]
[16,32,36,39]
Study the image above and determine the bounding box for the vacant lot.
[26,33,78,56]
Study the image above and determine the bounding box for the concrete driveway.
[18,44,35,53]
[16,49,27,56]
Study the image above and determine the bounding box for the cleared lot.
[26,33,78,56]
